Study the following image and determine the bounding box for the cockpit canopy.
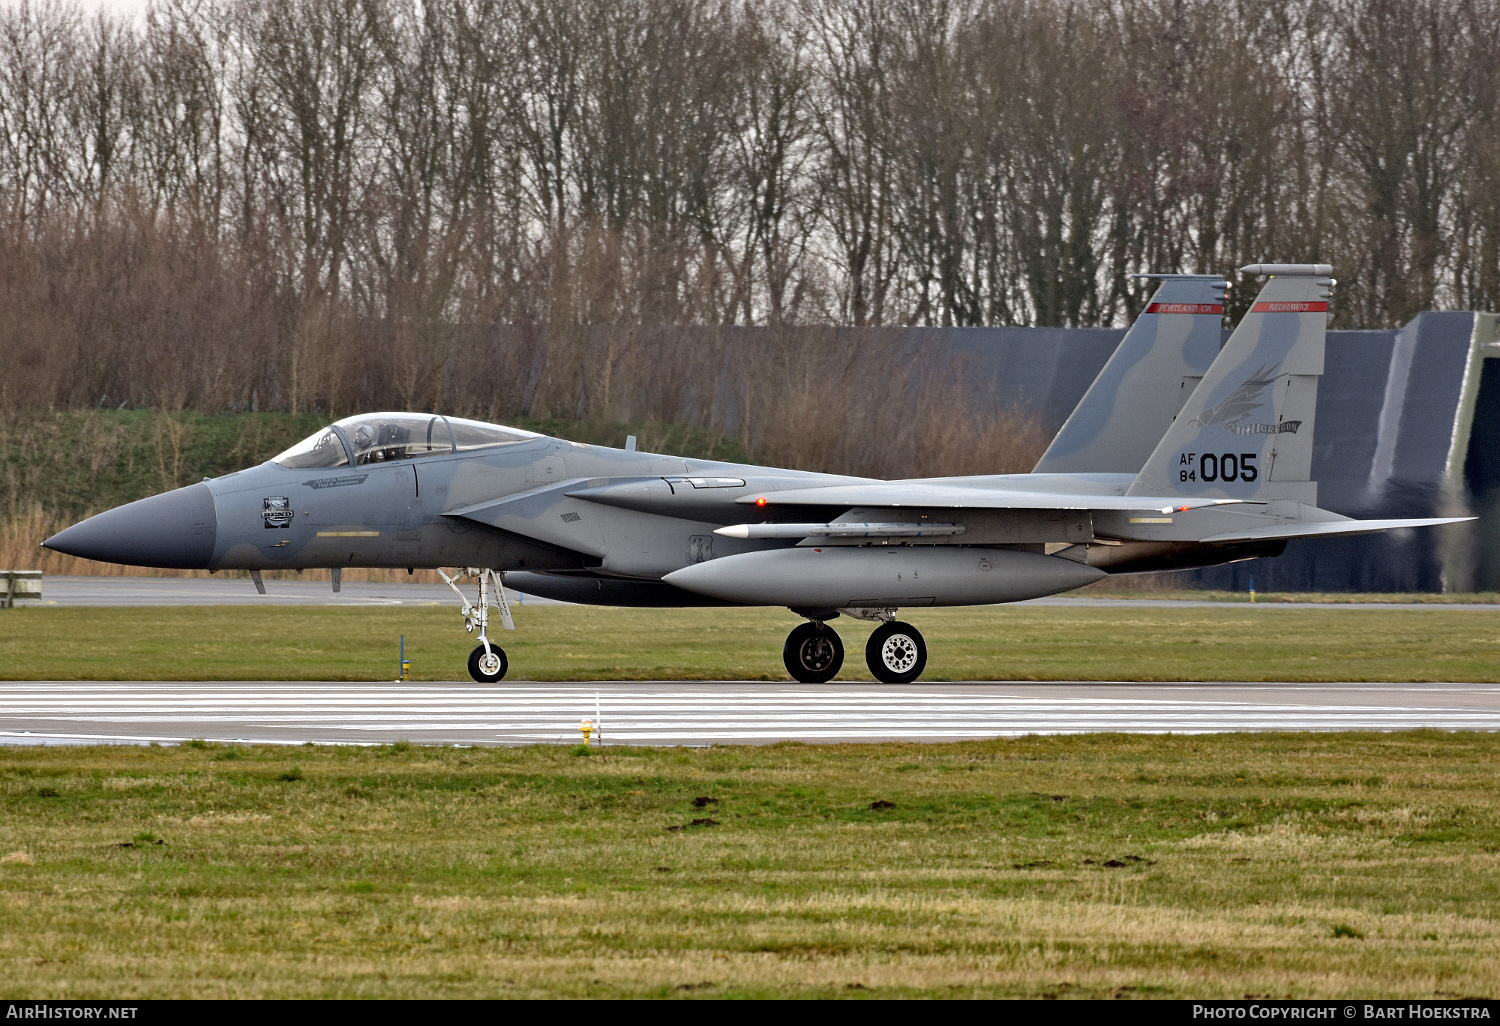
[273,414,541,469]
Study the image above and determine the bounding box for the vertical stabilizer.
[1127,264,1333,504]
[1033,274,1226,474]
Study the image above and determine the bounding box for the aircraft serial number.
[1178,452,1259,483]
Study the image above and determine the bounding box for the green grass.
[3,604,1499,681]
[1,733,1497,997]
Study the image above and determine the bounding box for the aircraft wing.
[734,483,1474,547]
[1196,517,1473,544]
[740,483,1235,513]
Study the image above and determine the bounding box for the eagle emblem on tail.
[1189,362,1278,429]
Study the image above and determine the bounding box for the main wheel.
[468,643,508,683]
[865,621,927,684]
[783,622,844,683]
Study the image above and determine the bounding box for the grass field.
[1,734,1497,998]
[3,603,1499,682]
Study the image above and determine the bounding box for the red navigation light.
[1178,505,1190,512]
[755,496,768,507]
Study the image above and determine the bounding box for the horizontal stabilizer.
[1197,517,1472,545]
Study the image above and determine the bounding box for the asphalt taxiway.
[3,680,1498,747]
[10,578,1498,746]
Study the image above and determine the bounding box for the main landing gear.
[781,611,928,684]
[865,620,927,684]
[440,567,514,682]
[783,621,844,683]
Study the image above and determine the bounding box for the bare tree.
[1452,1,1500,311]
[250,0,382,304]
[7,0,1500,431]
[988,1,1116,327]
[807,0,902,326]
[136,0,232,227]
[1328,0,1475,326]
[725,1,820,324]
[0,0,81,220]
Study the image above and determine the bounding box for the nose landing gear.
[439,567,515,682]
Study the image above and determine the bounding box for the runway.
[2,680,1498,747]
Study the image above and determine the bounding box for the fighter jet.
[43,264,1469,683]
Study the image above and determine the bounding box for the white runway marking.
[2,681,1498,746]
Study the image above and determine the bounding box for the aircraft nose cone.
[43,482,217,569]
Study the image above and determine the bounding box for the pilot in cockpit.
[354,420,413,464]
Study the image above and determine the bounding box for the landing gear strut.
[783,621,844,683]
[439,567,514,682]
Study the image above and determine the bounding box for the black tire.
[783,622,844,683]
[468,643,508,683]
[865,621,927,684]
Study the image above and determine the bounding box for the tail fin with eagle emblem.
[1127,264,1333,504]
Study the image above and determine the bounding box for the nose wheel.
[783,621,844,683]
[468,643,508,683]
[865,621,927,683]
[440,567,515,682]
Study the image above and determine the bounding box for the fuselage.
[41,412,1279,608]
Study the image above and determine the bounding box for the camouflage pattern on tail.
[1033,274,1226,474]
[1126,264,1333,505]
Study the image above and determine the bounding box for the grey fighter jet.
[44,264,1469,684]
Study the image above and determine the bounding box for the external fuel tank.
[662,545,1104,608]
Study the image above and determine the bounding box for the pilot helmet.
[353,424,374,449]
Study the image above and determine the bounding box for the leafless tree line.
[4,0,1500,429]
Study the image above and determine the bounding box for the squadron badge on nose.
[262,496,293,528]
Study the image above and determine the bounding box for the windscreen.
[272,428,350,469]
